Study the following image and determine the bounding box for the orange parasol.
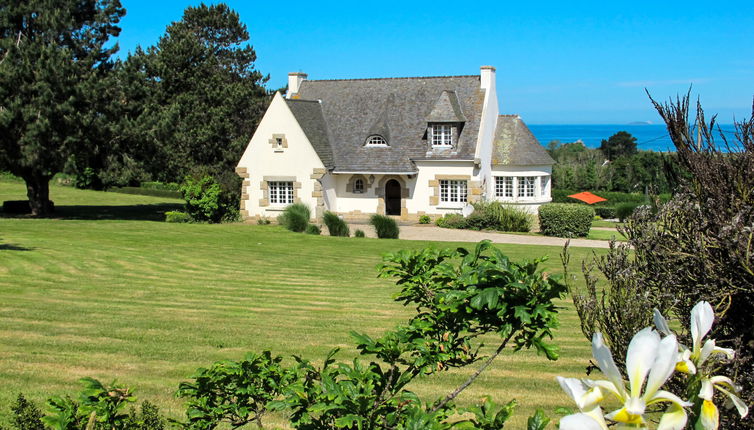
[567,191,607,205]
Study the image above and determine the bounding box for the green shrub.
[180,175,223,223]
[594,206,617,219]
[615,202,639,222]
[306,224,321,235]
[165,211,190,223]
[10,394,44,430]
[257,217,271,225]
[354,229,365,238]
[277,203,310,232]
[111,187,182,199]
[322,211,349,237]
[463,202,532,232]
[141,181,180,191]
[370,214,399,239]
[435,213,467,229]
[538,203,594,237]
[418,215,431,224]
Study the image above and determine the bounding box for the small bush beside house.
[277,203,310,232]
[418,215,431,224]
[370,215,399,239]
[306,224,321,235]
[354,229,365,238]
[322,211,349,237]
[539,203,594,237]
[435,213,467,229]
[465,201,532,232]
[615,202,639,222]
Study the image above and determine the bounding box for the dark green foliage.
[113,4,270,184]
[418,215,431,224]
[179,176,222,223]
[593,206,617,219]
[306,224,321,235]
[257,217,271,225]
[177,351,297,430]
[462,397,517,430]
[323,211,350,237]
[538,203,594,237]
[43,396,80,430]
[370,214,399,239]
[10,394,44,430]
[109,187,182,199]
[0,0,125,215]
[354,229,365,238]
[615,202,639,222]
[42,378,136,430]
[165,211,190,223]
[599,131,638,159]
[526,409,551,430]
[277,203,310,233]
[465,202,532,232]
[435,213,467,229]
[140,182,180,191]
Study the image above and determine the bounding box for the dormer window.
[365,135,388,146]
[430,124,453,147]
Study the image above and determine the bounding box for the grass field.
[0,180,607,428]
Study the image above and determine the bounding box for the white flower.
[696,375,749,429]
[556,377,608,429]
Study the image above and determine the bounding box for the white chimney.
[480,65,496,91]
[287,72,307,99]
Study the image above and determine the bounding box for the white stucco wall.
[237,92,325,219]
[413,161,478,215]
[475,67,499,201]
[489,164,552,214]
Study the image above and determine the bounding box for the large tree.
[125,3,270,183]
[599,130,638,160]
[0,0,125,215]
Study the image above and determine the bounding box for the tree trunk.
[23,173,53,217]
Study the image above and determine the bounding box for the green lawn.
[0,181,606,428]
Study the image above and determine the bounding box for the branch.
[430,332,515,413]
[0,31,22,66]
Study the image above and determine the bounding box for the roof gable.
[284,99,335,169]
[492,115,554,166]
[426,90,467,123]
[296,75,485,172]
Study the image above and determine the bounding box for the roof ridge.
[305,74,480,82]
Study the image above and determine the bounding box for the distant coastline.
[528,124,737,152]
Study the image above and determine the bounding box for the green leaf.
[527,408,551,430]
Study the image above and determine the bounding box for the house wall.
[489,164,553,214]
[413,161,479,216]
[236,92,325,221]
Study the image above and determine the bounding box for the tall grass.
[277,203,310,232]
[323,211,349,237]
[370,214,399,239]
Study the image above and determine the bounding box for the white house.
[236,66,553,222]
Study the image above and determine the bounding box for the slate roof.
[492,115,554,166]
[426,90,467,122]
[284,99,335,169]
[294,75,485,173]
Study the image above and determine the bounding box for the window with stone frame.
[353,178,365,193]
[494,176,514,198]
[439,179,467,203]
[268,181,294,205]
[430,124,453,147]
[517,176,536,198]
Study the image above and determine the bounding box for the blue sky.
[115,0,754,124]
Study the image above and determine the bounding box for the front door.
[385,179,401,215]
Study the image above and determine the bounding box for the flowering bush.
[558,301,748,429]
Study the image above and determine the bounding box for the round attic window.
[365,135,388,146]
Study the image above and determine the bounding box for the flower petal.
[648,390,693,408]
[712,346,735,360]
[559,412,608,430]
[585,379,625,403]
[605,407,644,425]
[654,308,672,336]
[657,402,688,430]
[698,399,720,430]
[709,375,738,391]
[558,377,604,410]
[691,301,714,353]
[716,386,749,418]
[625,327,660,397]
[699,378,715,401]
[645,334,679,399]
[592,333,627,398]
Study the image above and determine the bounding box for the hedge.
[323,211,350,237]
[551,189,648,206]
[370,214,399,239]
[538,203,594,238]
[165,211,191,223]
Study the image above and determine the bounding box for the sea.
[527,124,738,152]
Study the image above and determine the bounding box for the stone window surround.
[375,175,409,217]
[428,123,461,149]
[268,133,288,152]
[428,174,481,206]
[259,176,301,208]
[345,174,372,194]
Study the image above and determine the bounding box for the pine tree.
[0,0,125,215]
